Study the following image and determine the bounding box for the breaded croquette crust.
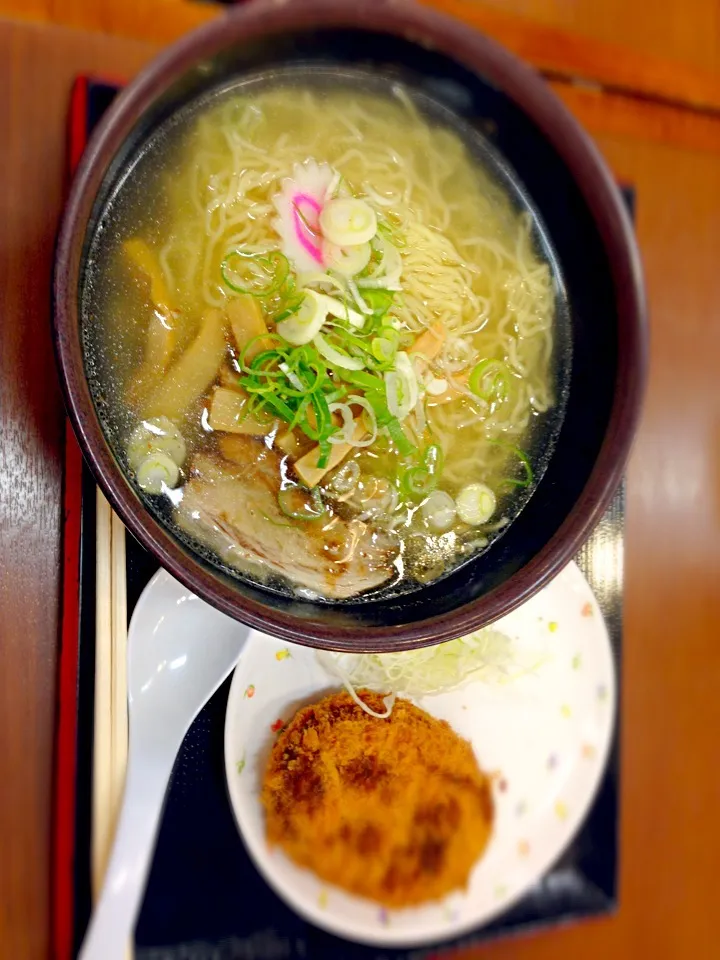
[262,691,494,907]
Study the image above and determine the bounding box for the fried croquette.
[261,691,494,907]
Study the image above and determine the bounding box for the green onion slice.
[260,392,296,422]
[341,369,386,394]
[469,358,511,403]
[362,288,394,318]
[317,437,332,470]
[277,485,326,521]
[371,335,397,366]
[221,250,289,298]
[490,440,534,489]
[423,443,444,475]
[238,334,285,374]
[274,295,305,323]
[386,417,416,456]
[314,332,364,371]
[401,465,436,497]
[399,443,444,498]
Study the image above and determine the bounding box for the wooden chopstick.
[92,489,133,958]
[92,489,114,902]
[110,507,129,847]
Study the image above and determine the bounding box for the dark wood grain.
[429,0,720,114]
[549,80,720,153]
[468,0,720,77]
[0,20,156,958]
[3,1,720,115]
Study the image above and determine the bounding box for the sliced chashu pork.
[175,435,398,600]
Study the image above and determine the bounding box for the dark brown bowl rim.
[53,0,647,652]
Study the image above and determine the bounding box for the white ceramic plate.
[224,561,615,948]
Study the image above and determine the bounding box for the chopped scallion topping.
[221,250,289,298]
[469,358,511,403]
[278,484,326,521]
[489,440,534,489]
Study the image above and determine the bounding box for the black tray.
[68,78,627,960]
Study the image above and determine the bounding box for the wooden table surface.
[0,3,719,958]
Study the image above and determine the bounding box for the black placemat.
[71,78,629,960]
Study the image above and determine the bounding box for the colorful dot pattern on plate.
[224,561,616,949]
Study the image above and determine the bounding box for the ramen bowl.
[53,0,646,651]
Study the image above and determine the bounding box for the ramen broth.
[83,74,565,601]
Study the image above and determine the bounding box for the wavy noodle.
[139,83,556,547]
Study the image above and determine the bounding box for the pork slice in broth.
[175,437,399,600]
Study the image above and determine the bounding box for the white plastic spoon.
[79,569,250,960]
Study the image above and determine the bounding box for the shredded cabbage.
[316,628,523,714]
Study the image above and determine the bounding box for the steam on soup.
[84,75,565,601]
